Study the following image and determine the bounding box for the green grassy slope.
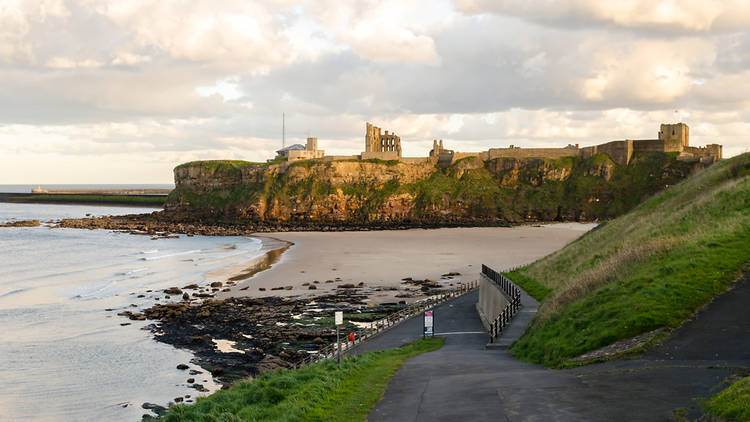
[161,338,444,422]
[507,153,750,367]
[702,375,750,421]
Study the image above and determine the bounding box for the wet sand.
[219,223,596,302]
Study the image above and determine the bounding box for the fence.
[294,280,479,368]
[481,264,522,343]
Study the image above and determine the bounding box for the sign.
[423,310,434,338]
[334,311,343,326]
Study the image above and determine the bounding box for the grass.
[13,194,165,206]
[508,153,750,367]
[702,375,750,421]
[161,337,445,421]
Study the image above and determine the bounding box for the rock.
[259,287,266,291]
[164,287,182,295]
[210,282,223,288]
[308,285,317,290]
[0,220,40,227]
[174,397,183,403]
[284,286,293,290]
[313,337,325,345]
[338,283,356,289]
[176,364,189,370]
[271,287,283,291]
[209,366,225,376]
[183,284,199,289]
[187,378,195,383]
[256,355,293,374]
[182,292,190,300]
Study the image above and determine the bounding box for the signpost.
[335,311,343,365]
[423,310,434,338]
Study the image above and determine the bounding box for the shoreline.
[216,224,596,304]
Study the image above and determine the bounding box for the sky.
[1,0,749,183]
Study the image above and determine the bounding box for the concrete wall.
[476,273,510,330]
[288,150,325,160]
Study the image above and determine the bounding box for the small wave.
[114,267,148,276]
[140,249,159,255]
[0,288,27,298]
[69,280,119,299]
[139,250,201,261]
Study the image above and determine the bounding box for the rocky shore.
[53,211,513,237]
[121,291,407,387]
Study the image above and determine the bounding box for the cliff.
[165,153,706,226]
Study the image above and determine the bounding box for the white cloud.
[453,0,750,33]
[0,0,749,183]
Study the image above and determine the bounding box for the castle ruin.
[362,122,402,160]
[274,122,722,167]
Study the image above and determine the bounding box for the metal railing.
[293,280,479,368]
[482,264,522,343]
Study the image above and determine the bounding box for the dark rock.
[176,364,189,370]
[187,378,195,383]
[210,281,223,288]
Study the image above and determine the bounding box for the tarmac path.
[357,273,750,422]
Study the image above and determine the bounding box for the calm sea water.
[0,203,267,421]
[0,184,174,193]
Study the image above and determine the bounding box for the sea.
[0,200,270,421]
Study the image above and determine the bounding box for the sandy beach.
[217,223,596,303]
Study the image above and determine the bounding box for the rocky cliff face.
[166,153,704,226]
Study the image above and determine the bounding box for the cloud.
[453,0,750,34]
[0,0,749,183]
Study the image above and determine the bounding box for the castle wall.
[486,147,578,160]
[580,140,633,166]
[361,151,401,161]
[633,139,665,153]
[683,144,723,161]
[400,157,432,164]
[320,155,360,162]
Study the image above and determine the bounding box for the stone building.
[276,137,325,161]
[362,122,402,160]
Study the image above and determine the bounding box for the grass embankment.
[13,194,165,206]
[702,375,750,421]
[506,153,750,367]
[162,338,445,421]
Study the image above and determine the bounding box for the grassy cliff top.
[508,153,750,367]
[174,158,286,172]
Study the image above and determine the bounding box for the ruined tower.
[658,123,689,151]
[363,122,402,158]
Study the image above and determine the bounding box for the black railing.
[293,280,480,368]
[482,264,522,343]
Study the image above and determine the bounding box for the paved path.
[361,274,750,422]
